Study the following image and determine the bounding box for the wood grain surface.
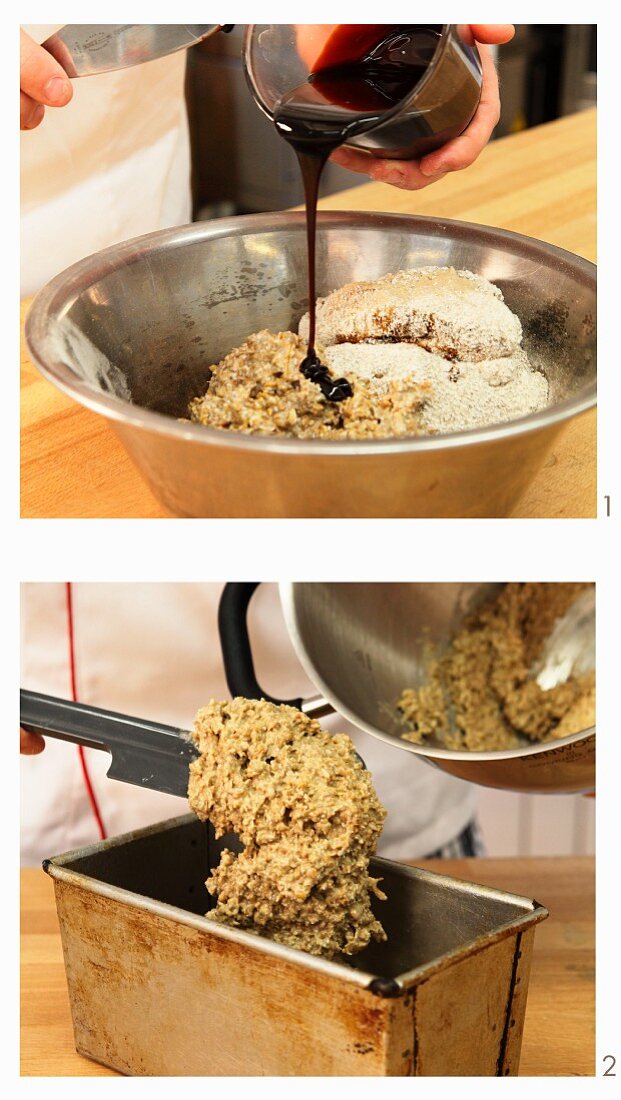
[20,111,596,519]
[21,856,594,1077]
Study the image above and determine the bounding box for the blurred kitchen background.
[186,24,597,221]
[475,785,594,858]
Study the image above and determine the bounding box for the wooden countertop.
[20,110,596,518]
[21,856,594,1077]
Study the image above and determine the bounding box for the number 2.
[603,1055,616,1076]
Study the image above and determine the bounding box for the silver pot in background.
[25,213,596,518]
[218,583,595,794]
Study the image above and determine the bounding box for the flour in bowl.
[323,343,548,434]
[299,266,523,361]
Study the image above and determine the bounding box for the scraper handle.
[20,690,197,797]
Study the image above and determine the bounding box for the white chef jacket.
[20,24,192,296]
[20,583,476,865]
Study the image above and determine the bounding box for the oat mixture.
[187,698,387,958]
[188,330,428,440]
[188,267,549,440]
[397,583,595,752]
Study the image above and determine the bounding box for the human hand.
[20,27,73,130]
[298,24,515,190]
[20,727,45,755]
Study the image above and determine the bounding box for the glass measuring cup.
[244,24,483,161]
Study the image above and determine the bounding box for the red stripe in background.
[65,582,107,840]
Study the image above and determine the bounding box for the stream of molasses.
[272,25,441,401]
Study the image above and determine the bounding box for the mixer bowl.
[280,582,595,793]
[218,582,594,794]
[25,212,596,518]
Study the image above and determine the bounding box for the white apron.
[20,583,476,864]
[20,24,192,296]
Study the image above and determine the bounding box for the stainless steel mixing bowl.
[25,213,596,518]
[219,583,595,793]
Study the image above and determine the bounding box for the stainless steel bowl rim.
[279,580,595,761]
[25,212,597,458]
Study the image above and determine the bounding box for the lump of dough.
[188,698,387,958]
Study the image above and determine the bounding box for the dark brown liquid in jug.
[273,24,442,401]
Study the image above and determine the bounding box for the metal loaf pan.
[44,815,548,1076]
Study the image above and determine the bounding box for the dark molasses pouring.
[272,25,441,402]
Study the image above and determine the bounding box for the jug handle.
[218,582,304,708]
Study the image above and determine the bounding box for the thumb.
[20,727,45,755]
[469,25,515,46]
[20,28,73,106]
